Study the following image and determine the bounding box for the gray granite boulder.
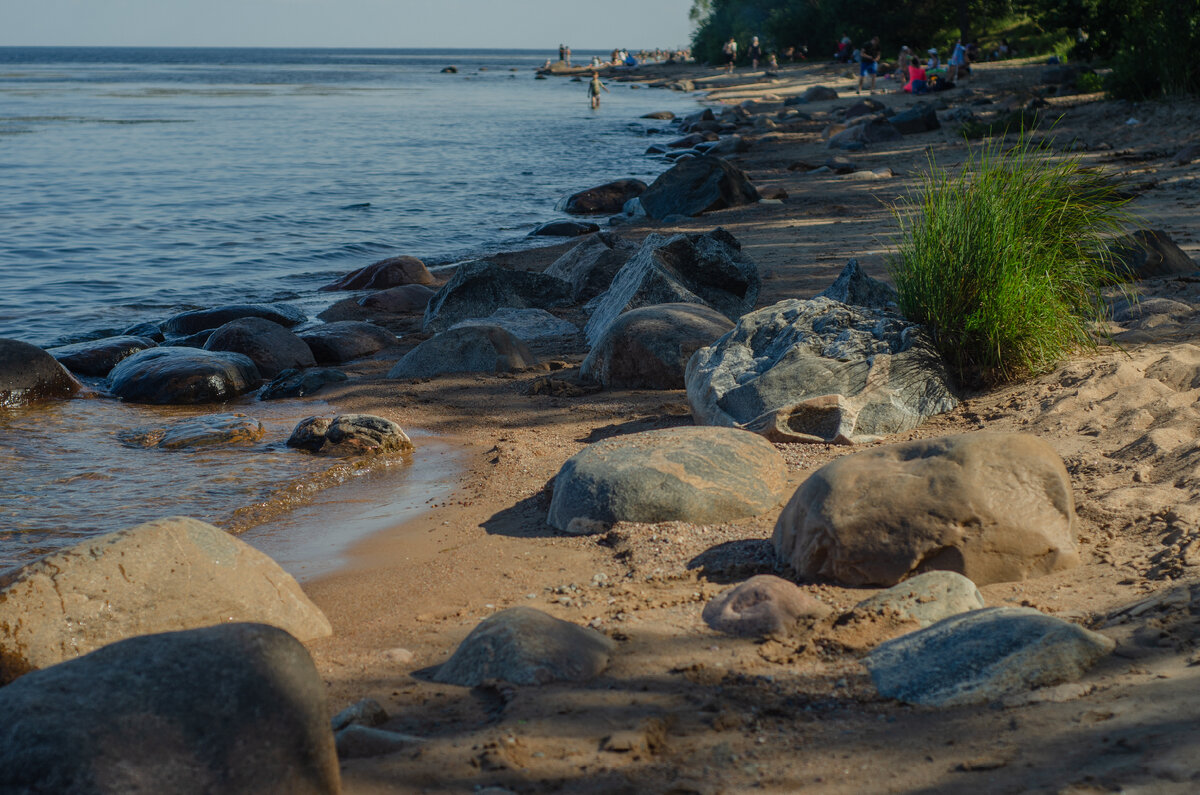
[108,347,261,404]
[581,303,733,389]
[773,433,1079,587]
[0,623,340,794]
[119,412,265,450]
[852,571,984,627]
[258,367,348,400]
[422,261,572,333]
[864,607,1114,707]
[584,229,759,346]
[702,575,831,637]
[287,413,412,457]
[638,156,760,220]
[388,326,539,379]
[685,297,957,443]
[0,517,332,683]
[319,255,436,291]
[543,231,637,302]
[204,317,316,379]
[1109,229,1199,281]
[548,426,787,533]
[561,179,648,215]
[0,338,81,408]
[162,303,306,336]
[48,335,158,377]
[433,607,615,686]
[299,321,399,364]
[451,308,579,343]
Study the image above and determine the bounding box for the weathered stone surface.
[0,338,81,408]
[529,220,601,237]
[581,303,733,389]
[335,725,423,759]
[0,623,340,794]
[584,229,759,346]
[331,698,388,732]
[548,426,787,532]
[163,327,216,349]
[801,85,839,102]
[0,517,332,683]
[685,297,957,443]
[432,607,615,686]
[844,99,887,120]
[422,261,572,333]
[852,571,984,627]
[543,231,637,303]
[451,308,579,343]
[773,433,1079,587]
[122,321,165,342]
[299,321,399,364]
[1110,229,1199,281]
[119,412,265,450]
[204,317,316,379]
[815,259,899,311]
[702,575,831,637]
[890,102,941,134]
[108,347,261,404]
[387,326,539,379]
[638,156,760,220]
[287,413,412,457]
[47,335,158,377]
[357,283,437,313]
[319,255,435,291]
[259,367,348,400]
[828,117,902,149]
[864,607,1114,706]
[162,303,306,336]
[561,179,648,215]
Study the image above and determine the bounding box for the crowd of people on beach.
[555,44,692,70]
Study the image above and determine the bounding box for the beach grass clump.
[888,136,1131,387]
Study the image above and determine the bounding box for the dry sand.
[283,58,1200,793]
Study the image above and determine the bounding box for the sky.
[0,0,698,50]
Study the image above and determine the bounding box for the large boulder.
[828,117,902,149]
[0,338,81,408]
[1109,229,1199,281]
[583,229,759,347]
[108,347,261,404]
[357,283,437,313]
[47,335,158,377]
[204,317,316,379]
[864,607,1114,707]
[581,303,733,389]
[422,261,572,333]
[0,623,340,794]
[561,179,648,215]
[543,232,638,303]
[387,326,538,379]
[162,304,305,336]
[451,308,579,343]
[702,575,831,638]
[638,156,760,220]
[432,607,615,686]
[298,321,399,364]
[773,433,1079,587]
[685,297,958,443]
[890,102,941,135]
[287,413,413,457]
[547,426,787,533]
[319,255,436,291]
[0,516,332,683]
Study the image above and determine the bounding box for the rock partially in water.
[543,231,637,303]
[319,255,436,291]
[581,303,733,389]
[119,412,266,450]
[287,413,413,457]
[422,261,572,333]
[122,321,165,342]
[561,179,648,215]
[0,623,340,794]
[0,516,332,683]
[703,575,831,637]
[864,607,1114,707]
[204,317,316,379]
[528,220,600,237]
[299,321,399,364]
[0,338,81,408]
[388,326,539,379]
[48,335,158,377]
[357,284,437,313]
[161,303,306,336]
[638,156,760,220]
[852,571,984,628]
[162,327,216,349]
[258,367,348,400]
[432,607,615,686]
[108,347,261,404]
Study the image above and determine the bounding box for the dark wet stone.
[203,317,316,379]
[388,326,539,379]
[108,347,261,404]
[319,256,436,292]
[891,102,941,135]
[638,156,760,220]
[162,304,306,336]
[258,368,348,400]
[298,321,399,364]
[287,413,412,457]
[47,335,158,378]
[422,261,571,333]
[528,220,600,237]
[543,231,637,303]
[561,179,648,215]
[162,328,216,348]
[122,322,165,342]
[0,339,81,408]
[357,284,437,313]
[641,111,675,120]
[119,412,265,450]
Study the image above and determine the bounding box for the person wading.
[588,71,609,109]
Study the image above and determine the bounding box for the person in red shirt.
[906,58,928,94]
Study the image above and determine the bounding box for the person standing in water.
[588,71,609,108]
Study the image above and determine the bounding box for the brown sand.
[283,58,1200,793]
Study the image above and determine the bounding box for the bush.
[888,136,1131,386]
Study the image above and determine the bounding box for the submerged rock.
[388,326,539,379]
[47,335,158,377]
[161,303,306,336]
[108,347,261,404]
[119,412,265,450]
[0,338,81,408]
[258,367,348,400]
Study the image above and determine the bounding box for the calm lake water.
[0,47,699,572]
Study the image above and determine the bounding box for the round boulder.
[0,339,81,408]
[851,571,984,628]
[432,607,615,686]
[47,335,158,377]
[387,326,539,379]
[561,179,648,215]
[528,220,600,237]
[319,255,435,292]
[298,321,399,364]
[547,426,788,533]
[702,575,831,637]
[108,347,261,404]
[161,303,306,336]
[357,284,437,313]
[287,413,413,457]
[581,303,733,389]
[204,317,316,379]
[773,432,1079,587]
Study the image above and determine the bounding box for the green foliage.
[888,137,1130,386]
[1075,71,1104,93]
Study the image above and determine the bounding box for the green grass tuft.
[888,135,1132,387]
